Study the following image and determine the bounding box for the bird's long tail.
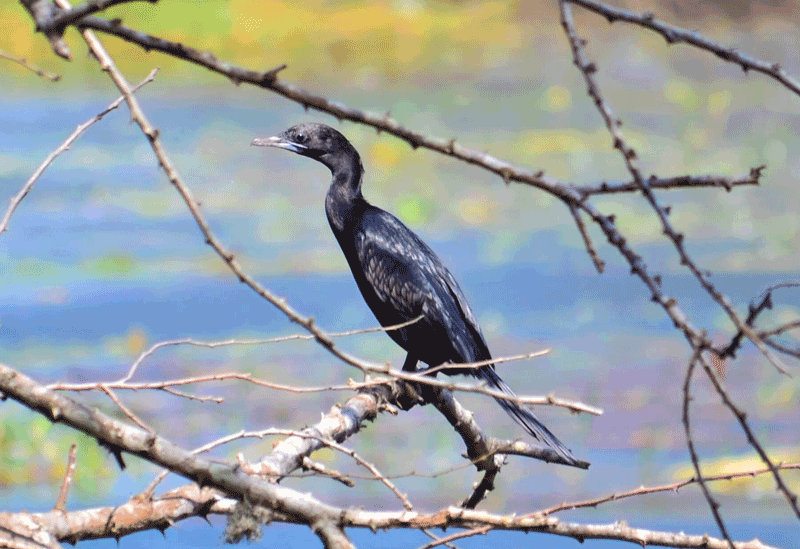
[475,366,581,467]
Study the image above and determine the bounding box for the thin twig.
[575,172,762,196]
[118,316,424,383]
[53,444,78,513]
[301,457,354,487]
[719,282,800,360]
[680,333,735,548]
[567,201,605,273]
[759,320,800,339]
[272,429,413,510]
[421,529,460,549]
[99,384,152,432]
[696,354,800,519]
[0,48,61,81]
[537,461,800,516]
[418,525,492,549]
[0,69,157,236]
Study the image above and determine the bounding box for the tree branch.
[567,0,800,98]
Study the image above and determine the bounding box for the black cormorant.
[252,123,581,467]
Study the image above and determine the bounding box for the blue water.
[2,90,798,549]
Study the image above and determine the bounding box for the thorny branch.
[6,362,774,549]
[682,339,735,547]
[0,48,61,81]
[46,337,602,415]
[560,0,786,377]
[560,0,799,536]
[567,0,800,98]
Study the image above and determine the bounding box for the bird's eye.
[295,132,306,143]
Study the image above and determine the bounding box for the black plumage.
[252,123,581,467]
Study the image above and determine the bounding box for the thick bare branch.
[20,0,71,59]
[0,363,353,546]
[40,0,156,32]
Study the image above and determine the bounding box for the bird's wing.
[356,209,490,363]
[356,217,433,321]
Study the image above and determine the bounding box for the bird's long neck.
[325,152,365,232]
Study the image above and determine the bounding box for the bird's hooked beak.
[251,135,307,154]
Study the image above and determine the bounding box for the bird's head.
[251,123,359,174]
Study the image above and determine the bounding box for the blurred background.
[1,0,798,547]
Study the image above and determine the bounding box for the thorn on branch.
[260,63,287,84]
[99,441,127,470]
[499,167,512,186]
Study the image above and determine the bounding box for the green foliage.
[6,1,531,85]
[0,411,113,494]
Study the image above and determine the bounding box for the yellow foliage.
[543,85,572,112]
[671,451,799,495]
[707,89,732,117]
[125,327,148,356]
[519,130,589,154]
[664,79,697,111]
[398,196,426,225]
[370,141,404,170]
[458,193,498,226]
